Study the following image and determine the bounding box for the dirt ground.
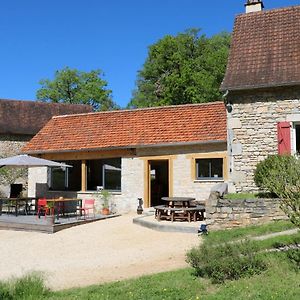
[0,213,200,290]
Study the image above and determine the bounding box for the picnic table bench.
[154,205,205,222]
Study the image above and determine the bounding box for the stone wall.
[206,192,287,230]
[0,134,32,196]
[227,87,300,192]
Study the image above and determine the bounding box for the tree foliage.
[36,67,117,111]
[254,155,300,228]
[128,29,231,108]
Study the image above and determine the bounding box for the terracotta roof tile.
[0,99,92,135]
[22,102,227,153]
[221,5,300,91]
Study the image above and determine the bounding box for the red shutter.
[277,121,291,155]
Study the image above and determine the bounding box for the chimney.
[245,0,264,13]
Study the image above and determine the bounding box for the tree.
[254,155,300,228]
[128,29,231,108]
[36,67,117,111]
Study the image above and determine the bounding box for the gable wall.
[227,87,300,192]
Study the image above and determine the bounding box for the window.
[196,158,223,180]
[87,158,121,191]
[293,124,300,154]
[50,161,81,191]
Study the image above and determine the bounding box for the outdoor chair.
[77,199,95,219]
[36,198,52,219]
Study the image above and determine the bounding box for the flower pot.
[102,208,110,215]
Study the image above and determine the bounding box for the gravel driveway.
[0,213,200,290]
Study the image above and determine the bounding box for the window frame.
[190,152,227,182]
[195,158,224,181]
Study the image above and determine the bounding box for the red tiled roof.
[22,102,227,154]
[221,5,300,91]
[0,99,92,135]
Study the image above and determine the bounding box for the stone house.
[220,1,300,193]
[0,99,92,196]
[22,102,227,212]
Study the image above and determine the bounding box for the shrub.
[254,154,300,228]
[186,240,267,283]
[286,249,300,270]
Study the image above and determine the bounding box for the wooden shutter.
[277,121,291,155]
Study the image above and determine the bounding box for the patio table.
[0,197,37,216]
[161,197,195,208]
[44,198,82,221]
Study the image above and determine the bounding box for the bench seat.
[154,205,205,222]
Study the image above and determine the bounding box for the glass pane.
[296,125,300,154]
[51,168,66,190]
[196,158,223,180]
[196,159,210,179]
[211,158,223,179]
[103,158,121,191]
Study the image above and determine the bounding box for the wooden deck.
[0,213,119,233]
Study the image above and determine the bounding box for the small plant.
[186,239,267,283]
[100,189,111,209]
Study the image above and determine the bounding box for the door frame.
[143,156,173,208]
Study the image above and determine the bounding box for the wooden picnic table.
[156,197,204,222]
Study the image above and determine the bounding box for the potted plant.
[100,189,111,215]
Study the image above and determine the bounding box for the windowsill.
[78,190,122,195]
[194,179,224,183]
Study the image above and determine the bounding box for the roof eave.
[23,139,227,155]
[220,81,300,92]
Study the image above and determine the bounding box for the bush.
[254,154,300,228]
[254,154,298,191]
[286,249,300,270]
[186,240,267,283]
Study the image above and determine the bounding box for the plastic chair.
[36,198,52,219]
[77,199,95,219]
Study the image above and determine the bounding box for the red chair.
[36,198,52,219]
[77,199,95,219]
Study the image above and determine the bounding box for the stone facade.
[0,134,31,196]
[28,143,227,213]
[226,87,300,192]
[206,192,287,230]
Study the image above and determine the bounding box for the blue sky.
[0,0,299,108]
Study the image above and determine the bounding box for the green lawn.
[204,220,296,245]
[1,221,299,300]
[45,253,299,300]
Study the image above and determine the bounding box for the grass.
[44,253,299,299]
[225,192,274,200]
[1,221,299,300]
[2,253,299,300]
[204,220,297,245]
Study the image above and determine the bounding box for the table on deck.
[42,198,82,220]
[0,197,37,216]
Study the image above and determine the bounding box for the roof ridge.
[53,101,224,119]
[0,98,91,108]
[236,4,300,18]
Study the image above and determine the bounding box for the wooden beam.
[41,149,135,161]
[81,160,87,192]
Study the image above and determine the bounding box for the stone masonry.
[206,192,287,230]
[0,135,30,196]
[226,87,300,193]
